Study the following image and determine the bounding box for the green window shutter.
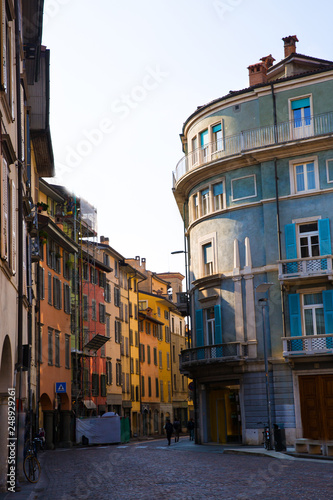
[285,224,297,259]
[323,290,333,335]
[214,305,222,344]
[288,294,302,336]
[318,219,332,256]
[195,309,204,347]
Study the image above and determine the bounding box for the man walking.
[173,418,180,443]
[187,418,194,441]
[164,419,173,446]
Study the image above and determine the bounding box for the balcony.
[282,334,333,358]
[173,111,333,186]
[175,292,189,316]
[278,256,333,282]
[179,342,248,371]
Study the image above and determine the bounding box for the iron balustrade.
[173,111,333,186]
[179,342,248,369]
[278,255,333,280]
[282,333,333,355]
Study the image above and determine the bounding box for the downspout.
[14,0,24,483]
[271,83,286,339]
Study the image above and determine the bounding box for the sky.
[42,0,333,278]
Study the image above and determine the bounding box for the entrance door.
[299,375,333,440]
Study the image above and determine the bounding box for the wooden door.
[299,375,333,440]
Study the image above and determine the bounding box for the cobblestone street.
[2,438,333,500]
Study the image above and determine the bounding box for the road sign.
[55,382,67,393]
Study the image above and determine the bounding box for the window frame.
[190,177,226,223]
[288,94,313,140]
[289,156,319,195]
[199,232,217,278]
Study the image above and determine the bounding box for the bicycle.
[23,438,41,483]
[257,422,272,450]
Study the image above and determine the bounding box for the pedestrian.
[164,418,173,446]
[187,418,195,441]
[173,418,180,442]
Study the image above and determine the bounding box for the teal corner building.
[173,35,333,451]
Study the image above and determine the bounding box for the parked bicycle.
[23,437,42,483]
[257,422,272,450]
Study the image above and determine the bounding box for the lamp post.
[255,282,274,450]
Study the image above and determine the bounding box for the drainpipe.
[271,83,286,339]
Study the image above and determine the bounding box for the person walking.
[187,418,195,441]
[173,418,180,443]
[164,418,174,446]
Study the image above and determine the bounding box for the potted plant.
[39,230,48,244]
[37,202,49,213]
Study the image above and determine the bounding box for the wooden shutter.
[11,179,16,273]
[285,223,297,259]
[323,290,333,348]
[195,309,204,347]
[1,157,8,260]
[1,1,7,92]
[214,305,222,344]
[22,221,27,295]
[288,293,302,351]
[319,219,332,256]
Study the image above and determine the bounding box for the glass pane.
[304,309,314,335]
[295,164,305,191]
[299,222,318,233]
[293,108,302,128]
[306,163,315,189]
[315,308,325,335]
[310,235,320,257]
[304,106,311,126]
[300,237,309,258]
[304,293,323,306]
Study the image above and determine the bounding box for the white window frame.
[190,178,225,223]
[289,156,319,195]
[301,291,325,336]
[288,94,313,140]
[199,232,217,278]
[231,174,257,202]
[326,159,333,184]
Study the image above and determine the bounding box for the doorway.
[299,375,333,440]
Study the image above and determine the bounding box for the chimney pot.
[282,35,298,58]
[247,62,268,86]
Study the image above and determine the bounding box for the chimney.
[260,54,275,69]
[282,35,298,58]
[141,257,146,270]
[248,62,267,86]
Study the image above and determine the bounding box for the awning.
[84,334,109,351]
[83,400,97,410]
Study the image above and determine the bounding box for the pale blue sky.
[42,0,333,276]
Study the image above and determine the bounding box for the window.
[193,194,199,219]
[160,380,164,402]
[201,188,210,216]
[203,243,213,275]
[106,361,112,385]
[155,378,159,398]
[135,330,139,346]
[290,96,312,139]
[92,300,97,321]
[136,385,139,401]
[99,303,106,323]
[105,282,111,303]
[147,345,151,364]
[153,347,157,366]
[114,259,118,277]
[157,306,161,317]
[83,263,89,281]
[285,219,331,264]
[92,373,99,396]
[288,291,333,342]
[63,283,71,314]
[212,123,223,152]
[195,306,222,347]
[168,381,171,402]
[200,129,209,161]
[126,373,130,394]
[100,374,106,397]
[48,328,53,365]
[83,295,88,321]
[141,376,145,398]
[65,335,70,369]
[99,271,106,288]
[129,329,133,345]
[129,302,133,317]
[140,344,145,362]
[135,359,139,374]
[106,315,111,337]
[48,272,52,304]
[299,222,319,258]
[148,377,152,397]
[159,350,162,368]
[125,337,129,357]
[213,182,223,211]
[164,310,169,320]
[165,326,170,343]
[130,358,134,373]
[326,159,333,184]
[134,304,138,319]
[145,321,151,335]
[55,331,60,367]
[167,352,170,370]
[53,277,62,310]
[172,345,176,363]
[115,320,122,343]
[174,374,177,390]
[116,362,122,385]
[114,287,120,307]
[125,304,128,323]
[39,267,45,300]
[294,161,317,193]
[191,136,198,165]
[303,293,325,336]
[103,253,110,267]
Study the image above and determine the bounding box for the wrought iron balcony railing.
[278,255,333,281]
[179,342,248,370]
[282,334,333,356]
[173,111,333,186]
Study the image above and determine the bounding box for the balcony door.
[299,375,333,441]
[291,97,313,140]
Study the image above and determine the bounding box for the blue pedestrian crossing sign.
[55,382,66,393]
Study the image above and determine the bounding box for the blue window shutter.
[319,219,332,255]
[200,130,208,147]
[212,124,221,133]
[214,305,222,344]
[291,98,310,110]
[195,309,204,347]
[288,294,302,336]
[285,224,297,259]
[323,290,333,334]
[213,183,223,196]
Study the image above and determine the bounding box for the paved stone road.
[2,438,333,500]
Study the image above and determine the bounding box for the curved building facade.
[173,36,333,449]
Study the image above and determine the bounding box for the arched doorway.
[0,336,13,491]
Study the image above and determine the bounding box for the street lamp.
[255,282,274,450]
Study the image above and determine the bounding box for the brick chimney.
[248,62,267,86]
[282,35,298,58]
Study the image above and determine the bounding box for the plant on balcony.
[39,230,48,244]
[37,202,49,213]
